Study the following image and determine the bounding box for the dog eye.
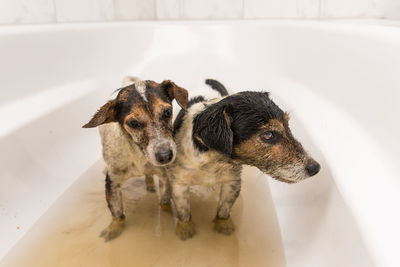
[128,120,141,129]
[260,131,275,142]
[162,109,172,119]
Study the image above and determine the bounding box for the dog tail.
[205,79,229,96]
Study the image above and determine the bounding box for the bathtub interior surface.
[1,20,399,267]
[0,164,287,267]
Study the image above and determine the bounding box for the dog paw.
[100,218,125,242]
[213,216,235,235]
[175,220,195,240]
[145,176,156,193]
[160,201,172,213]
[146,184,156,193]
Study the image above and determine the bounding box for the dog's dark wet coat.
[191,92,286,156]
[180,89,317,183]
[169,79,320,240]
[114,82,173,123]
[173,96,205,136]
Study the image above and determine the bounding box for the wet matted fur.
[168,79,320,240]
[83,76,188,241]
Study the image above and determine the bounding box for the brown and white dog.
[83,77,188,241]
[169,79,320,240]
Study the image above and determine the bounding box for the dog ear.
[193,105,233,157]
[161,80,189,111]
[82,100,117,128]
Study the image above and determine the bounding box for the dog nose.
[306,161,320,176]
[155,149,173,164]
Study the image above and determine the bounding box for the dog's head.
[83,79,188,166]
[192,91,320,183]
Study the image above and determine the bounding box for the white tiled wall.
[320,0,382,18]
[156,0,180,19]
[55,0,114,22]
[0,0,55,24]
[0,0,398,25]
[181,0,243,19]
[114,0,155,20]
[244,0,320,18]
[379,0,400,19]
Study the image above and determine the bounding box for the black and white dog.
[168,79,320,240]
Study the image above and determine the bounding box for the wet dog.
[169,79,320,240]
[83,77,188,241]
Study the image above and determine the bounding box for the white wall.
[379,0,400,19]
[0,0,398,25]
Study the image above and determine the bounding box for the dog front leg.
[100,172,125,242]
[214,179,241,235]
[171,183,195,240]
[158,173,172,212]
[145,174,156,192]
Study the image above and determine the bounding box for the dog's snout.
[306,161,320,177]
[155,149,173,164]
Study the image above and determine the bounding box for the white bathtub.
[0,20,399,267]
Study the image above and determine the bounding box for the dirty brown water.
[1,161,286,267]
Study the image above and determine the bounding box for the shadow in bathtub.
[0,27,156,106]
[266,118,376,267]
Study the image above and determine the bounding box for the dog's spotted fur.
[83,77,188,241]
[169,79,320,240]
